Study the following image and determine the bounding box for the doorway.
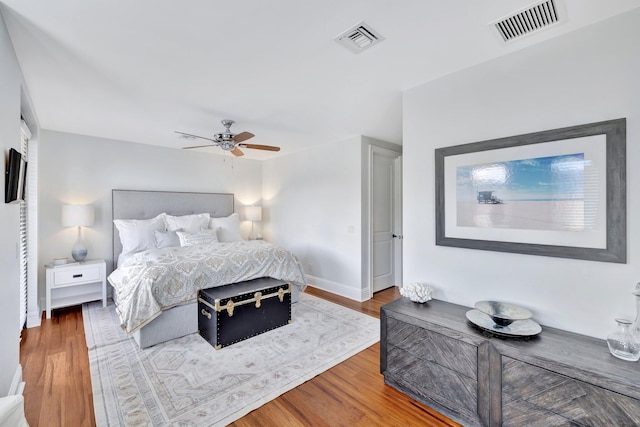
[370,146,402,295]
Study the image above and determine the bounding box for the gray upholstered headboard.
[112,190,234,269]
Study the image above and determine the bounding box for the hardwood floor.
[21,307,95,427]
[21,287,459,427]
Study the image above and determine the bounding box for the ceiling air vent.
[491,0,564,44]
[335,21,385,54]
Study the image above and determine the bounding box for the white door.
[394,156,403,287]
[372,147,402,293]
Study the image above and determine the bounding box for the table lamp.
[244,206,262,240]
[62,204,95,262]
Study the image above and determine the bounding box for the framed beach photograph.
[435,119,626,263]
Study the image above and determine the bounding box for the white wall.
[38,130,263,300]
[263,137,363,299]
[0,11,23,395]
[263,135,401,301]
[403,9,640,339]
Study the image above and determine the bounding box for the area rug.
[83,293,380,426]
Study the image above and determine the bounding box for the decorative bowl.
[474,301,532,327]
[52,257,68,266]
[400,282,433,303]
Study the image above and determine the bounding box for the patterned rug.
[83,293,380,426]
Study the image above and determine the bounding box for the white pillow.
[165,213,210,233]
[209,213,242,242]
[154,230,181,249]
[176,229,219,246]
[114,213,166,259]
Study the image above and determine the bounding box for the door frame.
[365,144,402,300]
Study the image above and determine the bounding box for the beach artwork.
[456,153,591,232]
[437,119,624,262]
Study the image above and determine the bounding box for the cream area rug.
[83,292,380,426]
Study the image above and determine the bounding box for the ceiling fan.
[176,120,280,157]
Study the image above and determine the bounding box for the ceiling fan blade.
[182,144,218,150]
[231,147,244,157]
[240,143,281,152]
[233,132,255,143]
[175,131,218,143]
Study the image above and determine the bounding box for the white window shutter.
[19,121,30,330]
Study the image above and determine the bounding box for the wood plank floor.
[21,287,460,427]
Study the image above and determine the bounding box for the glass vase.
[607,318,640,362]
[632,284,640,340]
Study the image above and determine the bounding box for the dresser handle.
[73,274,83,278]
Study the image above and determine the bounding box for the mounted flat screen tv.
[5,148,27,204]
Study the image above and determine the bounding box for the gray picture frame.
[435,118,626,263]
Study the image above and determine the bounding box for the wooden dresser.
[380,298,640,427]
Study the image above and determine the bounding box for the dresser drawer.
[387,316,477,379]
[502,357,640,426]
[502,397,574,427]
[53,266,101,286]
[386,344,479,422]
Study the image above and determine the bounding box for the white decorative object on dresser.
[45,259,106,319]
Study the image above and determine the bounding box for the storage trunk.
[198,277,292,349]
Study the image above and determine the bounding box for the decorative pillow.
[209,213,243,242]
[176,229,219,246]
[154,230,181,249]
[114,213,166,259]
[165,213,210,233]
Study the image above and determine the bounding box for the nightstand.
[45,259,107,319]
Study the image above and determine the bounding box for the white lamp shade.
[244,206,262,222]
[62,204,95,227]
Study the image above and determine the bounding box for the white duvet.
[107,240,307,333]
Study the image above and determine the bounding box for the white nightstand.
[45,259,107,319]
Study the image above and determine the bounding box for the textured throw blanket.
[108,241,307,333]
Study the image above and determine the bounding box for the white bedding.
[108,240,307,334]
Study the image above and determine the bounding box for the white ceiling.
[2,0,639,159]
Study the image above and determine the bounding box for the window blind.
[19,121,29,331]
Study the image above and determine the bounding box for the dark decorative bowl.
[474,301,532,328]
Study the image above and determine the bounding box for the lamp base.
[71,241,88,262]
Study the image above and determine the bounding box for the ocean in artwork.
[456,153,593,232]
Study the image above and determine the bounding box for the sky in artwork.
[456,153,586,202]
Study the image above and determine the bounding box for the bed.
[108,190,306,348]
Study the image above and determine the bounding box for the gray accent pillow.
[154,230,181,249]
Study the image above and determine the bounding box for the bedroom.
[2,1,640,426]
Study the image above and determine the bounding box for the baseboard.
[359,287,371,302]
[8,365,24,396]
[305,275,367,302]
[27,305,41,328]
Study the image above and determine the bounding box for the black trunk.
[198,277,292,349]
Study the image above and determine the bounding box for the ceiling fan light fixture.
[219,141,236,151]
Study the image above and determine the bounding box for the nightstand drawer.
[53,266,101,286]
